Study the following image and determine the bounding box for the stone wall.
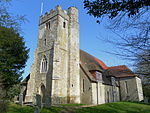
[51,6,69,104]
[67,7,80,104]
[135,77,143,101]
[104,85,120,103]
[119,76,143,101]
[80,68,92,104]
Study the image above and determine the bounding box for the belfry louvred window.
[46,21,50,29]
[40,56,48,73]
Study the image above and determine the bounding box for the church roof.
[80,50,112,85]
[106,65,136,78]
[80,50,136,81]
[80,50,106,72]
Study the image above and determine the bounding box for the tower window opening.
[40,56,48,73]
[83,79,85,92]
[44,39,46,46]
[63,22,66,28]
[46,22,50,29]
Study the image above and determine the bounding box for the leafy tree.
[83,0,150,22]
[0,26,29,99]
[6,84,20,100]
[0,0,28,99]
[0,1,28,112]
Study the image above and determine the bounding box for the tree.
[0,0,26,31]
[83,0,150,100]
[0,1,28,112]
[0,26,29,99]
[83,0,150,22]
[83,0,150,73]
[135,50,150,101]
[136,50,150,81]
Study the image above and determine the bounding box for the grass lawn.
[6,103,62,113]
[5,102,150,113]
[7,103,34,113]
[75,102,150,113]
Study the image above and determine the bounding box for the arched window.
[40,56,48,73]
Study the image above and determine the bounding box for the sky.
[9,0,128,79]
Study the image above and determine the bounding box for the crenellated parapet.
[39,5,78,25]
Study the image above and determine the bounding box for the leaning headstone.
[35,94,41,108]
[19,93,23,106]
[144,97,148,103]
[34,105,40,113]
[33,94,41,113]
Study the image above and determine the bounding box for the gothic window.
[40,56,48,73]
[46,21,50,29]
[63,22,66,28]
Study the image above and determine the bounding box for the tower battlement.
[39,5,78,25]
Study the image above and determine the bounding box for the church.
[22,5,143,107]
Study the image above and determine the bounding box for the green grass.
[75,102,150,113]
[7,103,34,113]
[5,102,150,113]
[6,103,62,113]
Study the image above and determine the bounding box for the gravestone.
[33,94,41,113]
[35,94,41,108]
[19,93,23,106]
[34,105,40,113]
[144,97,148,103]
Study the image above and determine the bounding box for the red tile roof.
[80,50,136,78]
[106,65,136,78]
[89,70,96,79]
[93,57,108,70]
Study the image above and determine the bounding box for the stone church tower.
[25,5,80,106]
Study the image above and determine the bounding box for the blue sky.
[9,0,127,79]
